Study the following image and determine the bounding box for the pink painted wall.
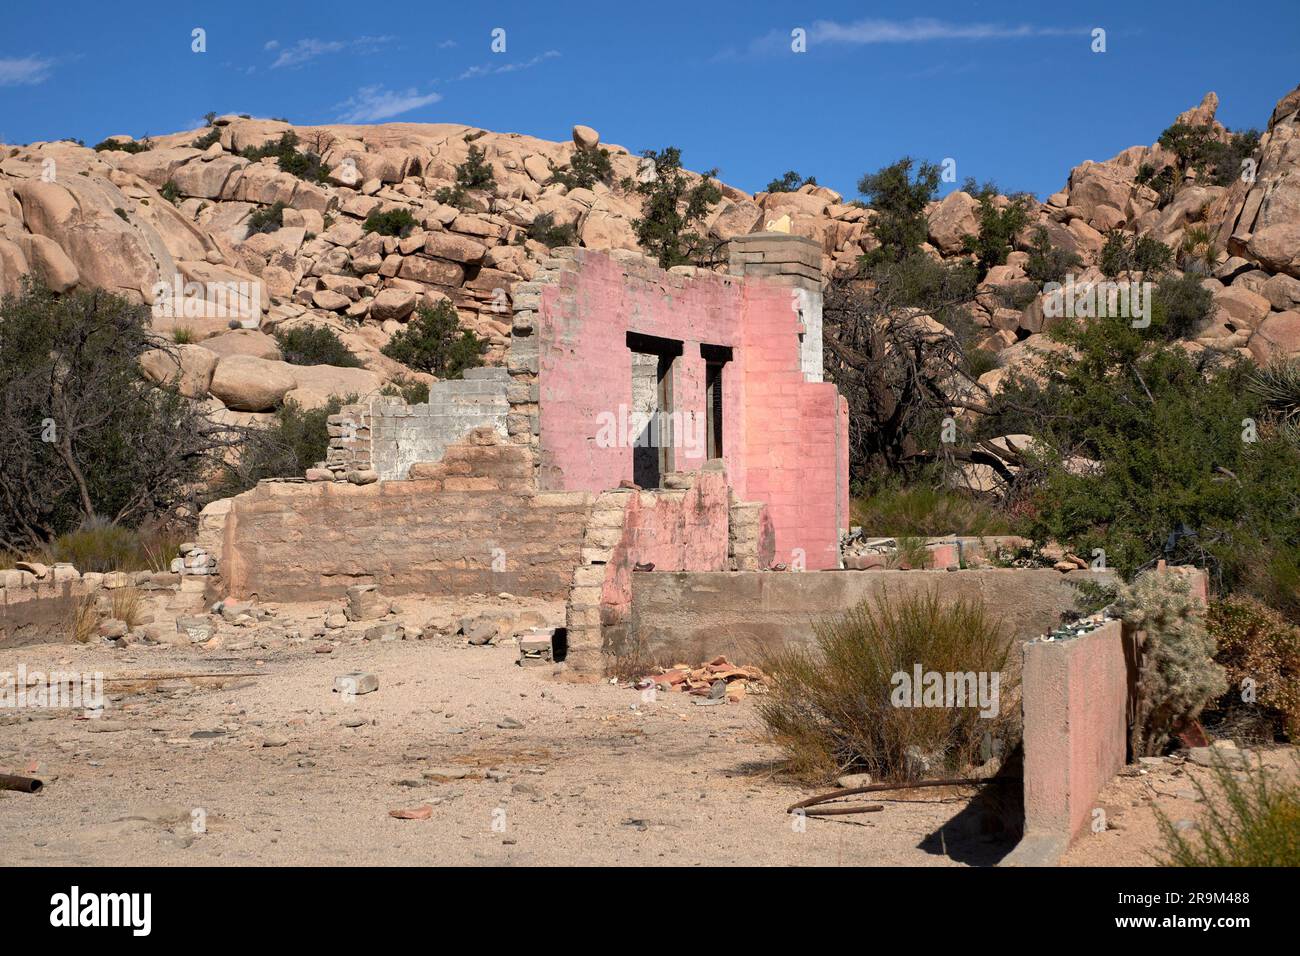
[537,251,844,570]
[1021,620,1130,848]
[599,471,731,632]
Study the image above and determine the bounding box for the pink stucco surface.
[599,471,731,631]
[537,251,846,569]
[1020,619,1130,847]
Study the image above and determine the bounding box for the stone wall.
[220,429,595,603]
[1,568,194,647]
[624,568,1118,666]
[322,367,509,480]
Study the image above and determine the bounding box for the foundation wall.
[625,568,1117,666]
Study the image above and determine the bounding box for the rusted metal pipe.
[786,775,1017,815]
[0,774,43,793]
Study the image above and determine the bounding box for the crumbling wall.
[323,368,509,480]
[221,429,594,602]
[0,569,196,647]
[529,242,847,569]
[562,469,738,673]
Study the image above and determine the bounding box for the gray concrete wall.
[625,568,1116,665]
[370,367,509,479]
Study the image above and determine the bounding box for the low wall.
[221,478,594,603]
[625,568,1117,665]
[1005,620,1130,865]
[1,569,188,647]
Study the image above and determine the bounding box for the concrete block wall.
[323,368,509,480]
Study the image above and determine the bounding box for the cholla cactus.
[1115,572,1227,757]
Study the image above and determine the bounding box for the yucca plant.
[1248,360,1300,444]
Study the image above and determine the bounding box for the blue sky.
[2,1,1297,199]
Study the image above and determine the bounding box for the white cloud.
[0,55,55,86]
[458,49,560,81]
[271,35,394,69]
[336,85,442,123]
[742,18,1083,56]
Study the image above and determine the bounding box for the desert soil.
[1,594,1289,867]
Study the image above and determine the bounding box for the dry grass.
[68,596,99,644]
[1157,756,1300,866]
[757,589,1019,784]
[109,587,144,628]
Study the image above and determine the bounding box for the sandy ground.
[1,592,1291,867]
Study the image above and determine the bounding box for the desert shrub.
[1115,573,1227,757]
[758,590,1016,783]
[857,157,940,267]
[380,376,430,405]
[1159,122,1261,188]
[0,281,227,552]
[158,181,182,205]
[435,145,495,208]
[1207,596,1300,740]
[93,138,150,154]
[980,306,1300,584]
[172,327,195,344]
[1180,225,1218,274]
[1151,272,1214,340]
[886,536,932,569]
[765,170,817,193]
[380,300,486,378]
[241,131,329,184]
[627,145,722,268]
[273,326,363,368]
[48,520,140,573]
[963,193,1032,278]
[191,127,221,150]
[1024,226,1082,285]
[245,201,286,235]
[363,208,419,238]
[212,395,352,496]
[548,146,614,190]
[525,212,578,248]
[1157,757,1300,866]
[1099,231,1174,278]
[853,483,1012,537]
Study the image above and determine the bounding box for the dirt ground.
[1,592,1291,867]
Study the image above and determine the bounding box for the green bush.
[212,396,352,497]
[44,518,185,573]
[273,325,363,368]
[0,280,224,552]
[246,201,286,235]
[857,157,940,267]
[93,138,150,154]
[1151,272,1214,340]
[158,181,182,205]
[548,146,614,190]
[380,376,430,405]
[1099,231,1174,278]
[627,146,722,268]
[191,127,221,150]
[362,208,419,238]
[525,212,578,248]
[765,170,817,193]
[435,145,496,209]
[1158,122,1261,188]
[1157,757,1300,866]
[963,193,1032,278]
[1024,226,1082,285]
[853,483,1012,537]
[758,590,1016,783]
[1115,573,1226,757]
[241,131,329,184]
[380,300,486,378]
